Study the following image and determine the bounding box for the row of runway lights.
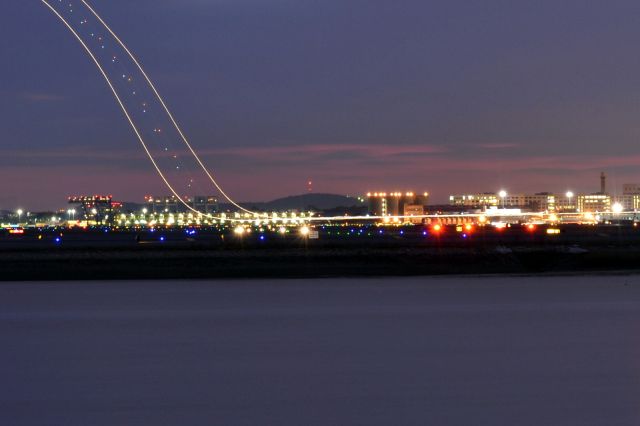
[30,223,563,245]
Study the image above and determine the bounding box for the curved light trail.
[40,0,226,220]
[78,0,254,215]
[42,0,254,221]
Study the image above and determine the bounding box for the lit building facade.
[68,195,121,224]
[577,194,611,213]
[449,192,555,211]
[366,192,429,216]
[612,194,640,211]
[449,193,499,208]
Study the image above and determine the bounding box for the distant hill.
[233,193,364,212]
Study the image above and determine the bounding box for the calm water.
[2,275,640,425]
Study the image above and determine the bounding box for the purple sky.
[3,0,640,210]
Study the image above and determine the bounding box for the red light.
[527,224,536,232]
[464,224,473,232]
[432,224,442,232]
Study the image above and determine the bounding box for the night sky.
[3,0,640,210]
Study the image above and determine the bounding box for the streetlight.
[612,202,623,214]
[498,190,507,209]
[565,191,574,211]
[16,209,23,224]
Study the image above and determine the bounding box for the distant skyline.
[3,0,640,210]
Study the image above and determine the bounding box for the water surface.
[2,275,640,425]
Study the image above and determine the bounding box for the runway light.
[526,224,536,232]
[464,224,473,232]
[300,226,310,236]
[546,228,561,235]
[432,224,442,233]
[278,226,286,234]
[234,226,245,235]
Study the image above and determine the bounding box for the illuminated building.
[611,195,640,211]
[556,192,577,212]
[577,194,611,213]
[450,192,556,211]
[145,195,218,214]
[519,193,556,212]
[68,195,121,224]
[449,193,499,208]
[403,204,425,224]
[616,184,640,210]
[366,192,429,216]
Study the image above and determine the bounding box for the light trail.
[40,0,232,221]
[78,0,254,215]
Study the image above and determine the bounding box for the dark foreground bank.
[3,244,640,280]
[4,224,640,280]
[2,276,640,426]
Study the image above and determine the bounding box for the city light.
[612,203,623,213]
[300,226,310,236]
[499,190,507,208]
